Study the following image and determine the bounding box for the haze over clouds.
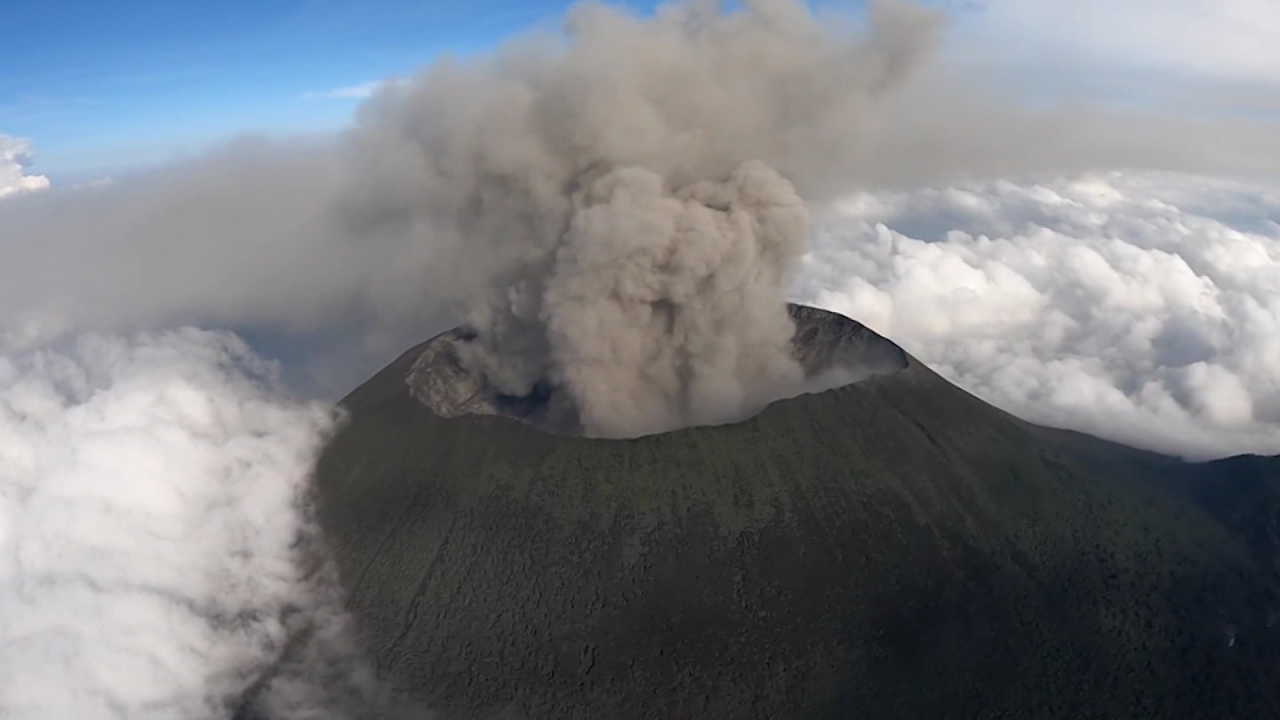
[957,0,1280,86]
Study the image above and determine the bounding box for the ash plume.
[5,2,1280,412]
[345,0,943,436]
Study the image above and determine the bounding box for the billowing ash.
[349,0,941,437]
[410,303,911,436]
[459,161,809,437]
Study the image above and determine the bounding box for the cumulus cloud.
[0,330,382,718]
[798,172,1280,459]
[0,135,51,198]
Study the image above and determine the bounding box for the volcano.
[312,304,1280,719]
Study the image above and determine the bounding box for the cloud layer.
[798,171,1280,459]
[0,330,342,718]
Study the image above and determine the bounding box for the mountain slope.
[313,306,1280,719]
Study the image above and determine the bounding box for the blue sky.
[3,0,621,180]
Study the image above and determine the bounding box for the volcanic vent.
[406,303,908,436]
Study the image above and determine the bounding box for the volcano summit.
[217,3,1280,717]
[407,304,908,436]
[309,304,1280,720]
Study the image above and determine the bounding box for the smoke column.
[344,0,942,436]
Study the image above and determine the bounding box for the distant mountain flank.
[309,305,1280,719]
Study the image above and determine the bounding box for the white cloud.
[0,330,345,718]
[0,135,51,199]
[302,78,405,101]
[797,172,1280,460]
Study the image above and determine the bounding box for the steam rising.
[347,0,942,435]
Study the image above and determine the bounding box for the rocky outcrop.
[405,304,908,436]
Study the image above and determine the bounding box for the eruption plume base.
[407,303,908,437]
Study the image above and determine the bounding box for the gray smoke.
[454,161,813,436]
[342,0,942,435]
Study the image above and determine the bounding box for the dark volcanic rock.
[313,305,1280,720]
[406,304,909,436]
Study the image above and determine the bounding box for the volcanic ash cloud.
[345,0,943,436]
